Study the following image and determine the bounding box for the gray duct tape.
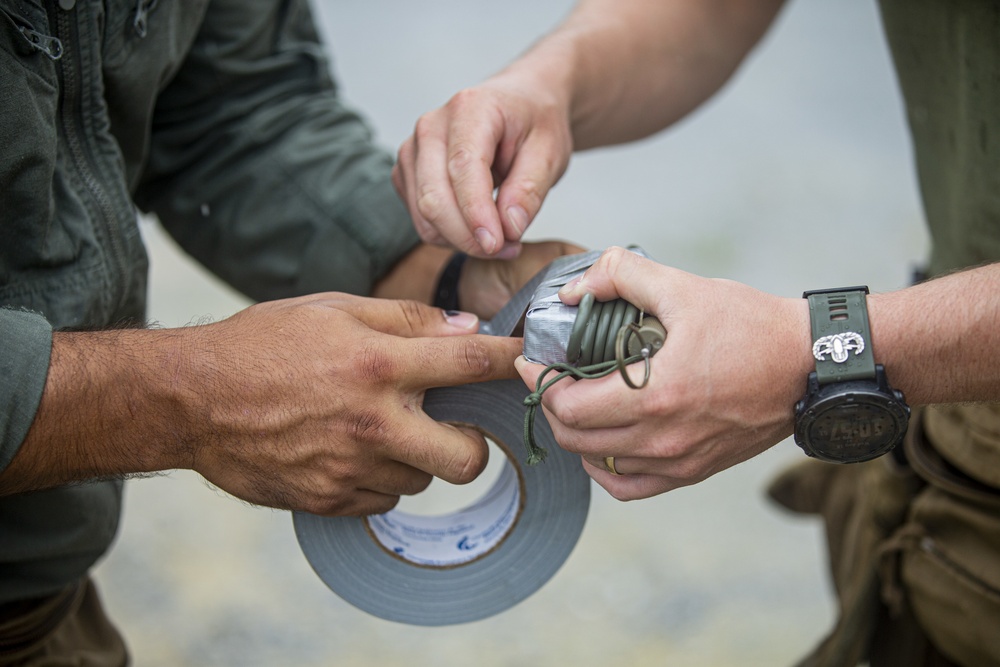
[293,258,594,626]
[293,380,589,625]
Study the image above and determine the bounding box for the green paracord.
[521,293,665,465]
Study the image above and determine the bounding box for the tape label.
[367,462,521,567]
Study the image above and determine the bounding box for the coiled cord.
[566,294,640,366]
[522,294,665,465]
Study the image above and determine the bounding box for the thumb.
[558,246,676,317]
[514,355,545,391]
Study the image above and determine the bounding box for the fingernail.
[558,276,584,297]
[474,228,497,254]
[444,310,479,330]
[506,206,528,236]
[497,242,522,260]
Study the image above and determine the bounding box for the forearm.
[496,0,786,149]
[869,262,1000,405]
[0,329,193,495]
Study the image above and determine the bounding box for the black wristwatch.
[793,286,910,463]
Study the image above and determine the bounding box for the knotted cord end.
[525,446,549,466]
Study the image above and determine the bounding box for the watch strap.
[433,252,467,311]
[804,286,876,385]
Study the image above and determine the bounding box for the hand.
[393,76,573,258]
[515,247,812,500]
[177,295,522,516]
[459,240,586,318]
[372,240,586,321]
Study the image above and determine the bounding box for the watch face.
[796,387,909,463]
[807,402,900,459]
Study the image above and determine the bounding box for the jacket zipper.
[53,7,131,314]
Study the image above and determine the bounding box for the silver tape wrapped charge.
[522,247,650,365]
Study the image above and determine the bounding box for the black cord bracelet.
[432,252,468,311]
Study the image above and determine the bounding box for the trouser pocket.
[878,409,1000,667]
[0,578,127,667]
[0,580,81,660]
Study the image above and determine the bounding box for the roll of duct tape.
[293,379,589,625]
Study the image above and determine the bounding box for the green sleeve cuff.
[296,170,420,297]
[0,309,53,472]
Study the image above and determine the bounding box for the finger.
[582,454,679,478]
[515,356,645,431]
[559,246,680,315]
[543,410,641,457]
[395,334,523,389]
[412,111,493,256]
[391,146,408,202]
[515,354,552,392]
[494,131,570,243]
[391,418,491,485]
[326,297,481,338]
[580,458,683,501]
[396,136,448,246]
[496,241,523,260]
[445,102,508,254]
[325,490,403,517]
[359,460,434,497]
[277,455,429,516]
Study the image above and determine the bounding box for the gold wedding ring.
[604,456,621,476]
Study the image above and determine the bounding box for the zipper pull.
[132,0,159,37]
[17,24,63,60]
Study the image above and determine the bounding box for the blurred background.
[93,0,929,665]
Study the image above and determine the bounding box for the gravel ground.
[93,1,928,665]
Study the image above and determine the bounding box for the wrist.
[82,328,200,474]
[775,295,815,421]
[789,295,816,388]
[371,243,453,304]
[3,328,192,493]
[866,288,932,405]
[145,327,213,472]
[433,252,468,312]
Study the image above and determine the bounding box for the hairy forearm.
[869,262,1000,405]
[0,328,193,495]
[498,0,786,149]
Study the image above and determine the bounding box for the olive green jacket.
[880,0,1000,279]
[0,0,417,602]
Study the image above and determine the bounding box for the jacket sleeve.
[133,0,418,301]
[0,310,52,472]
